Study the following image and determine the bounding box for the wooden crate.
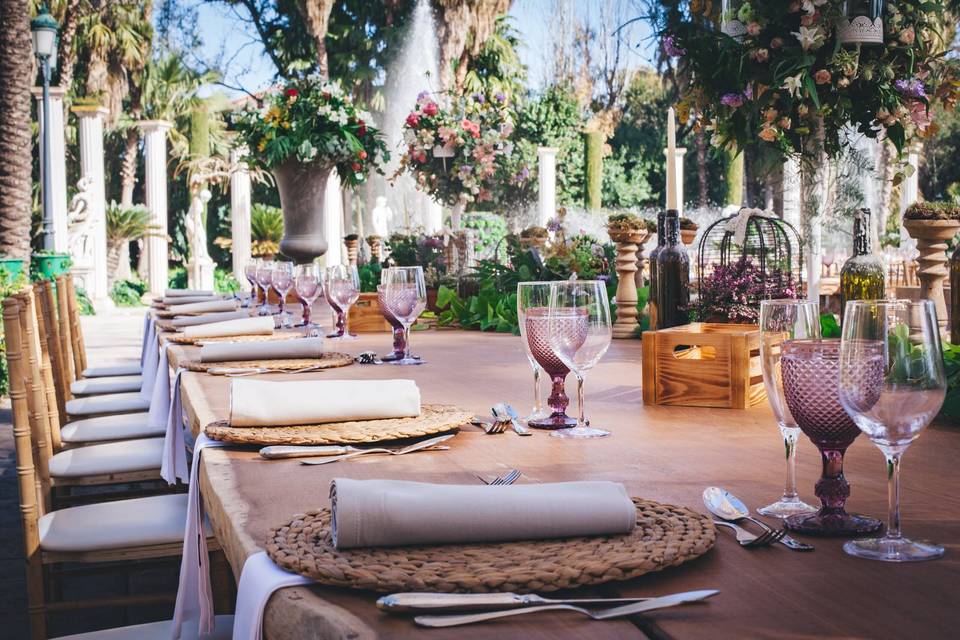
[346,292,390,333]
[641,323,765,409]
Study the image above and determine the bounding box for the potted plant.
[606,212,648,244]
[679,217,699,246]
[698,259,797,323]
[232,78,388,263]
[31,251,72,280]
[904,202,960,325]
[0,256,26,286]
[519,226,549,250]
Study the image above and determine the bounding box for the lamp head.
[31,5,59,60]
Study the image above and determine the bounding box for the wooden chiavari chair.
[3,293,232,640]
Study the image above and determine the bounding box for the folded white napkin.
[147,347,173,433]
[168,300,239,315]
[182,316,274,340]
[139,313,154,367]
[159,364,187,484]
[231,552,312,640]
[330,479,637,549]
[200,337,323,363]
[162,295,224,306]
[165,288,215,297]
[229,379,420,427]
[171,310,251,328]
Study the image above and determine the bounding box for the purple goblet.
[377,285,406,361]
[781,339,882,536]
[524,307,585,429]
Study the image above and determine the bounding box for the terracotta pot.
[904,218,960,327]
[272,160,332,263]
[680,228,698,246]
[607,229,648,245]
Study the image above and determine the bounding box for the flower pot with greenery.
[679,217,699,246]
[233,78,387,263]
[0,257,26,286]
[31,252,72,280]
[904,202,960,326]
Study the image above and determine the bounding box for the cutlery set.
[703,486,814,551]
[472,402,531,436]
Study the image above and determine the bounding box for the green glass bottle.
[648,210,666,330]
[655,209,691,329]
[839,208,885,325]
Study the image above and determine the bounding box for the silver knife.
[413,589,719,627]
[299,433,456,465]
[379,591,654,613]
[495,403,532,436]
[261,443,451,460]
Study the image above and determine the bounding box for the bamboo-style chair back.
[19,288,63,454]
[64,274,88,375]
[54,275,77,384]
[34,280,70,425]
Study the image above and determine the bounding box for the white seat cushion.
[51,615,235,640]
[39,493,210,553]
[49,437,164,478]
[71,374,143,396]
[82,363,143,377]
[60,412,162,444]
[66,392,150,416]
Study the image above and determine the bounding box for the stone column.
[229,146,252,282]
[139,120,172,295]
[323,169,344,267]
[537,147,558,226]
[71,105,109,302]
[663,147,687,214]
[33,87,68,253]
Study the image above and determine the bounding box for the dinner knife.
[261,442,451,460]
[378,591,654,613]
[412,589,719,627]
[298,433,456,465]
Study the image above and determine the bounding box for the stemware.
[757,299,819,519]
[546,280,612,438]
[325,264,360,341]
[378,285,412,362]
[520,291,577,430]
[838,299,946,562]
[516,282,552,422]
[381,266,427,365]
[272,261,295,327]
[255,260,276,316]
[294,263,323,333]
[780,339,882,536]
[243,258,261,308]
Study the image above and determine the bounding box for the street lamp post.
[31,5,59,252]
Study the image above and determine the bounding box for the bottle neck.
[656,212,666,247]
[853,213,870,256]
[664,210,680,244]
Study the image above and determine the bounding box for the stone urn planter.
[607,228,649,339]
[344,235,360,267]
[367,235,384,264]
[904,218,960,328]
[680,228,698,246]
[272,160,332,263]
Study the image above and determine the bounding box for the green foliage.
[215,269,241,294]
[168,267,188,290]
[358,263,383,293]
[110,279,146,307]
[250,204,284,257]
[940,342,960,422]
[463,212,508,258]
[106,201,157,243]
[386,233,444,270]
[461,16,527,103]
[436,283,519,334]
[820,313,841,338]
[74,287,96,316]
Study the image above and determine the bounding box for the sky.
[185,0,657,98]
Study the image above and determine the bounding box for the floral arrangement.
[232,76,389,186]
[699,259,797,323]
[660,1,959,176]
[398,92,530,206]
[387,232,446,270]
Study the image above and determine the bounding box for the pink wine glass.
[378,285,408,362]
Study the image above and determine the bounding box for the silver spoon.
[703,487,814,551]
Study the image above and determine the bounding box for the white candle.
[666,107,677,210]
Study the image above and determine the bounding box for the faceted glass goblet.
[256,260,276,316]
[294,263,322,334]
[378,285,408,362]
[325,265,360,341]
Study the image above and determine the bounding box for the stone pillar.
[663,147,687,215]
[229,146,252,282]
[537,147,558,226]
[323,169,344,267]
[71,105,109,302]
[33,87,68,253]
[139,120,172,295]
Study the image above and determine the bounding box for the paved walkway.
[0,306,176,637]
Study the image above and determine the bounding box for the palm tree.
[0,0,33,261]
[105,200,159,283]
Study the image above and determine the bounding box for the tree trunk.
[0,0,34,261]
[435,0,512,91]
[56,0,83,95]
[696,126,708,206]
[296,0,335,79]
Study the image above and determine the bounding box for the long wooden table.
[162,328,960,639]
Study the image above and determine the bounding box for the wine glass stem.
[278,294,285,315]
[532,367,542,414]
[342,304,351,334]
[402,323,412,360]
[886,452,903,540]
[576,374,586,428]
[780,425,800,501]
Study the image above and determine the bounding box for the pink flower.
[747,22,761,36]
[899,27,915,45]
[423,102,438,116]
[909,100,932,132]
[460,118,481,138]
[814,69,831,85]
[759,126,778,142]
[405,112,420,127]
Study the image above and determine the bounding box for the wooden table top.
[161,326,960,640]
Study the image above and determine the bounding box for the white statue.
[185,176,213,263]
[371,196,394,237]
[67,176,96,257]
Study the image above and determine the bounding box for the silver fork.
[476,469,521,486]
[713,521,785,548]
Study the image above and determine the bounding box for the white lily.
[792,25,820,50]
[781,73,804,98]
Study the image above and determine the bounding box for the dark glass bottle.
[647,210,666,330]
[950,245,960,344]
[655,209,691,329]
[839,208,885,325]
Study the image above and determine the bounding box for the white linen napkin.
[171,310,250,328]
[170,433,230,639]
[229,379,420,427]
[160,365,189,485]
[139,330,161,402]
[162,295,224,306]
[230,552,312,640]
[200,337,323,363]
[182,316,274,340]
[165,288,215,297]
[330,478,637,549]
[140,313,154,367]
[169,300,239,315]
[147,347,173,432]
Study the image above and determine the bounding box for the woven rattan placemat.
[182,352,354,373]
[166,332,301,345]
[265,498,715,593]
[204,404,471,445]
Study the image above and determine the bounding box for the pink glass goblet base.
[523,308,580,430]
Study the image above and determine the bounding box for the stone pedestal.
[33,87,68,253]
[139,120,172,295]
[610,230,647,338]
[368,236,384,264]
[230,146,252,283]
[187,257,215,291]
[904,219,960,328]
[71,105,109,302]
[344,237,359,266]
[663,147,688,215]
[538,147,559,226]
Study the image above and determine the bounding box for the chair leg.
[30,565,49,640]
[210,550,236,614]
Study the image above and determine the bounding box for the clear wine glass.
[325,264,360,341]
[547,280,612,439]
[757,299,820,519]
[381,266,427,365]
[378,284,410,362]
[294,263,323,334]
[272,261,295,328]
[243,258,261,308]
[838,299,946,562]
[256,260,276,316]
[516,282,552,422]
